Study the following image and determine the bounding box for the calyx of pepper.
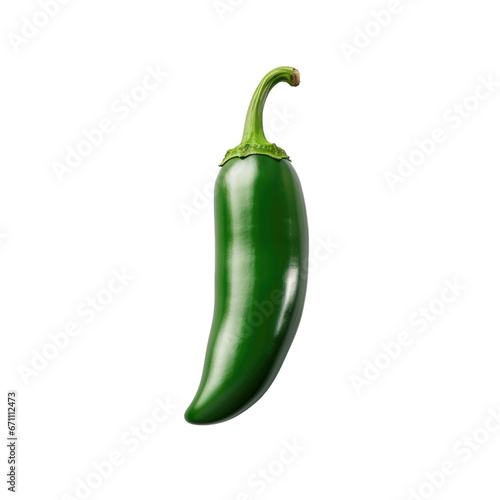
[219,66,300,166]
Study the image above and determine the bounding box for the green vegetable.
[185,67,308,425]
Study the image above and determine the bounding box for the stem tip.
[291,68,300,87]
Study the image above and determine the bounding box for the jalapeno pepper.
[185,67,308,425]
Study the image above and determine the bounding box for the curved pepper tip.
[185,389,250,425]
[184,400,228,426]
[183,405,200,425]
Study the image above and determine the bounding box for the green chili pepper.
[185,67,308,425]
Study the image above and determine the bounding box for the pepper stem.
[220,66,300,166]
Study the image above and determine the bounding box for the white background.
[2,0,500,499]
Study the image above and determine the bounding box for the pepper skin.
[185,67,308,425]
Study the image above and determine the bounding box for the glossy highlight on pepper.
[185,67,308,425]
